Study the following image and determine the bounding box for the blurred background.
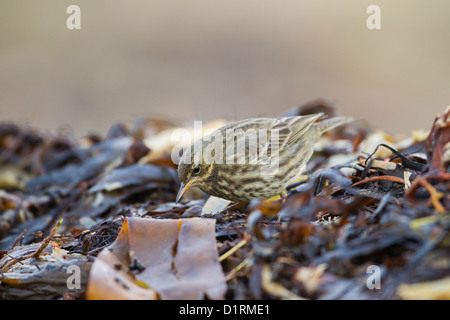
[0,0,449,137]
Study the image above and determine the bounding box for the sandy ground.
[0,1,449,137]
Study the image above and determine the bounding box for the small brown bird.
[176,113,354,203]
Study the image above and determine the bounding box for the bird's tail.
[314,116,356,134]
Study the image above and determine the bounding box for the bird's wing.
[223,123,267,164]
[271,113,324,150]
[219,118,273,164]
[219,114,323,165]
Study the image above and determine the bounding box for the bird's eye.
[193,165,201,175]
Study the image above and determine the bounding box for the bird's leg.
[275,190,288,222]
[279,189,288,205]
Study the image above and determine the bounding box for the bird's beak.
[176,178,197,203]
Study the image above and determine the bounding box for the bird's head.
[176,141,214,203]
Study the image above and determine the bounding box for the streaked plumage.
[176,113,354,203]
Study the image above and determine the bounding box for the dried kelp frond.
[0,106,449,300]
